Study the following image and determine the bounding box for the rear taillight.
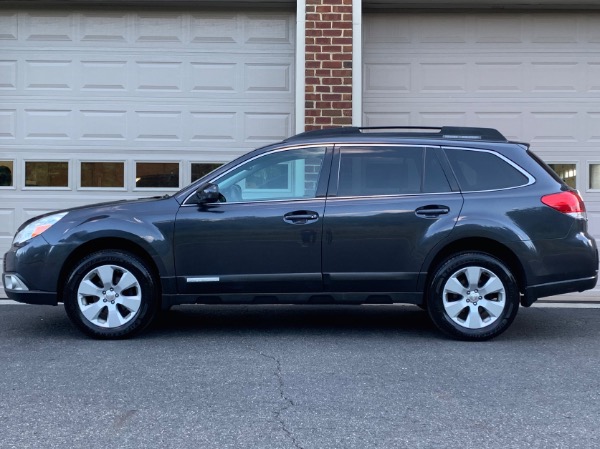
[541,191,587,220]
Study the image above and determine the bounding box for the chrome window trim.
[328,191,461,201]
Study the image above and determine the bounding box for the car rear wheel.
[64,250,159,339]
[427,252,519,341]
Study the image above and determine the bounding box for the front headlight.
[13,212,68,245]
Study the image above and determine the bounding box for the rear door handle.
[415,205,450,218]
[283,210,320,225]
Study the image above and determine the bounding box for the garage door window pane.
[0,161,14,187]
[81,162,125,188]
[25,162,69,187]
[191,163,223,182]
[589,164,600,190]
[548,163,577,189]
[136,162,179,188]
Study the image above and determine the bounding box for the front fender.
[42,198,179,284]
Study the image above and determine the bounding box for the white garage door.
[0,9,295,295]
[363,12,600,246]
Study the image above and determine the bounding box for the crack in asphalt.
[250,348,304,449]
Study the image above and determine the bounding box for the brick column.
[305,0,353,130]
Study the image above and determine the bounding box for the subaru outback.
[3,126,598,340]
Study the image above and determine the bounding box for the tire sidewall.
[64,250,159,339]
[427,252,519,341]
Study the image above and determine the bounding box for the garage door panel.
[1,103,293,147]
[365,103,600,145]
[1,10,294,48]
[2,53,294,99]
[364,57,599,98]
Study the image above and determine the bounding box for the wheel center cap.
[105,290,116,301]
[467,291,479,303]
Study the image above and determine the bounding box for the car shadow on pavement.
[150,304,439,340]
[4,303,600,342]
[145,304,600,342]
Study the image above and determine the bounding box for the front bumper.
[3,234,63,305]
[3,273,58,305]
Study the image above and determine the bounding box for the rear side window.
[337,146,423,197]
[336,146,452,197]
[445,148,529,191]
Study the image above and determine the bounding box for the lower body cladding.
[162,291,423,307]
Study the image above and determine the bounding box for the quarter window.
[445,149,529,191]
[214,147,326,202]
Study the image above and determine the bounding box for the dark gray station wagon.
[3,127,598,340]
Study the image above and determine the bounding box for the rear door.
[322,145,463,292]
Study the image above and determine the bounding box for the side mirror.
[195,183,220,204]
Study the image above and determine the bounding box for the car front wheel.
[64,250,159,339]
[427,252,520,341]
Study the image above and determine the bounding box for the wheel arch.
[420,237,528,295]
[57,237,162,304]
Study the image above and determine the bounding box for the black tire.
[427,252,519,341]
[64,250,160,339]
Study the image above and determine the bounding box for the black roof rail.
[285,126,507,142]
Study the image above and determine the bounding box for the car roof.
[281,126,530,150]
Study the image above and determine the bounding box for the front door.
[174,146,331,295]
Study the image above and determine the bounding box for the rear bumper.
[522,273,598,307]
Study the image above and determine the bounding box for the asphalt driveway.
[1,303,599,449]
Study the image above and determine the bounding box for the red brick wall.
[305,0,353,130]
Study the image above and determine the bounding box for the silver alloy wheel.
[76,264,142,328]
[442,265,506,329]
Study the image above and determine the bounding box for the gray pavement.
[1,303,600,448]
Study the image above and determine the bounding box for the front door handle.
[415,205,450,218]
[283,210,320,225]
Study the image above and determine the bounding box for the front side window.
[337,146,427,197]
[214,147,326,202]
[445,148,529,192]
